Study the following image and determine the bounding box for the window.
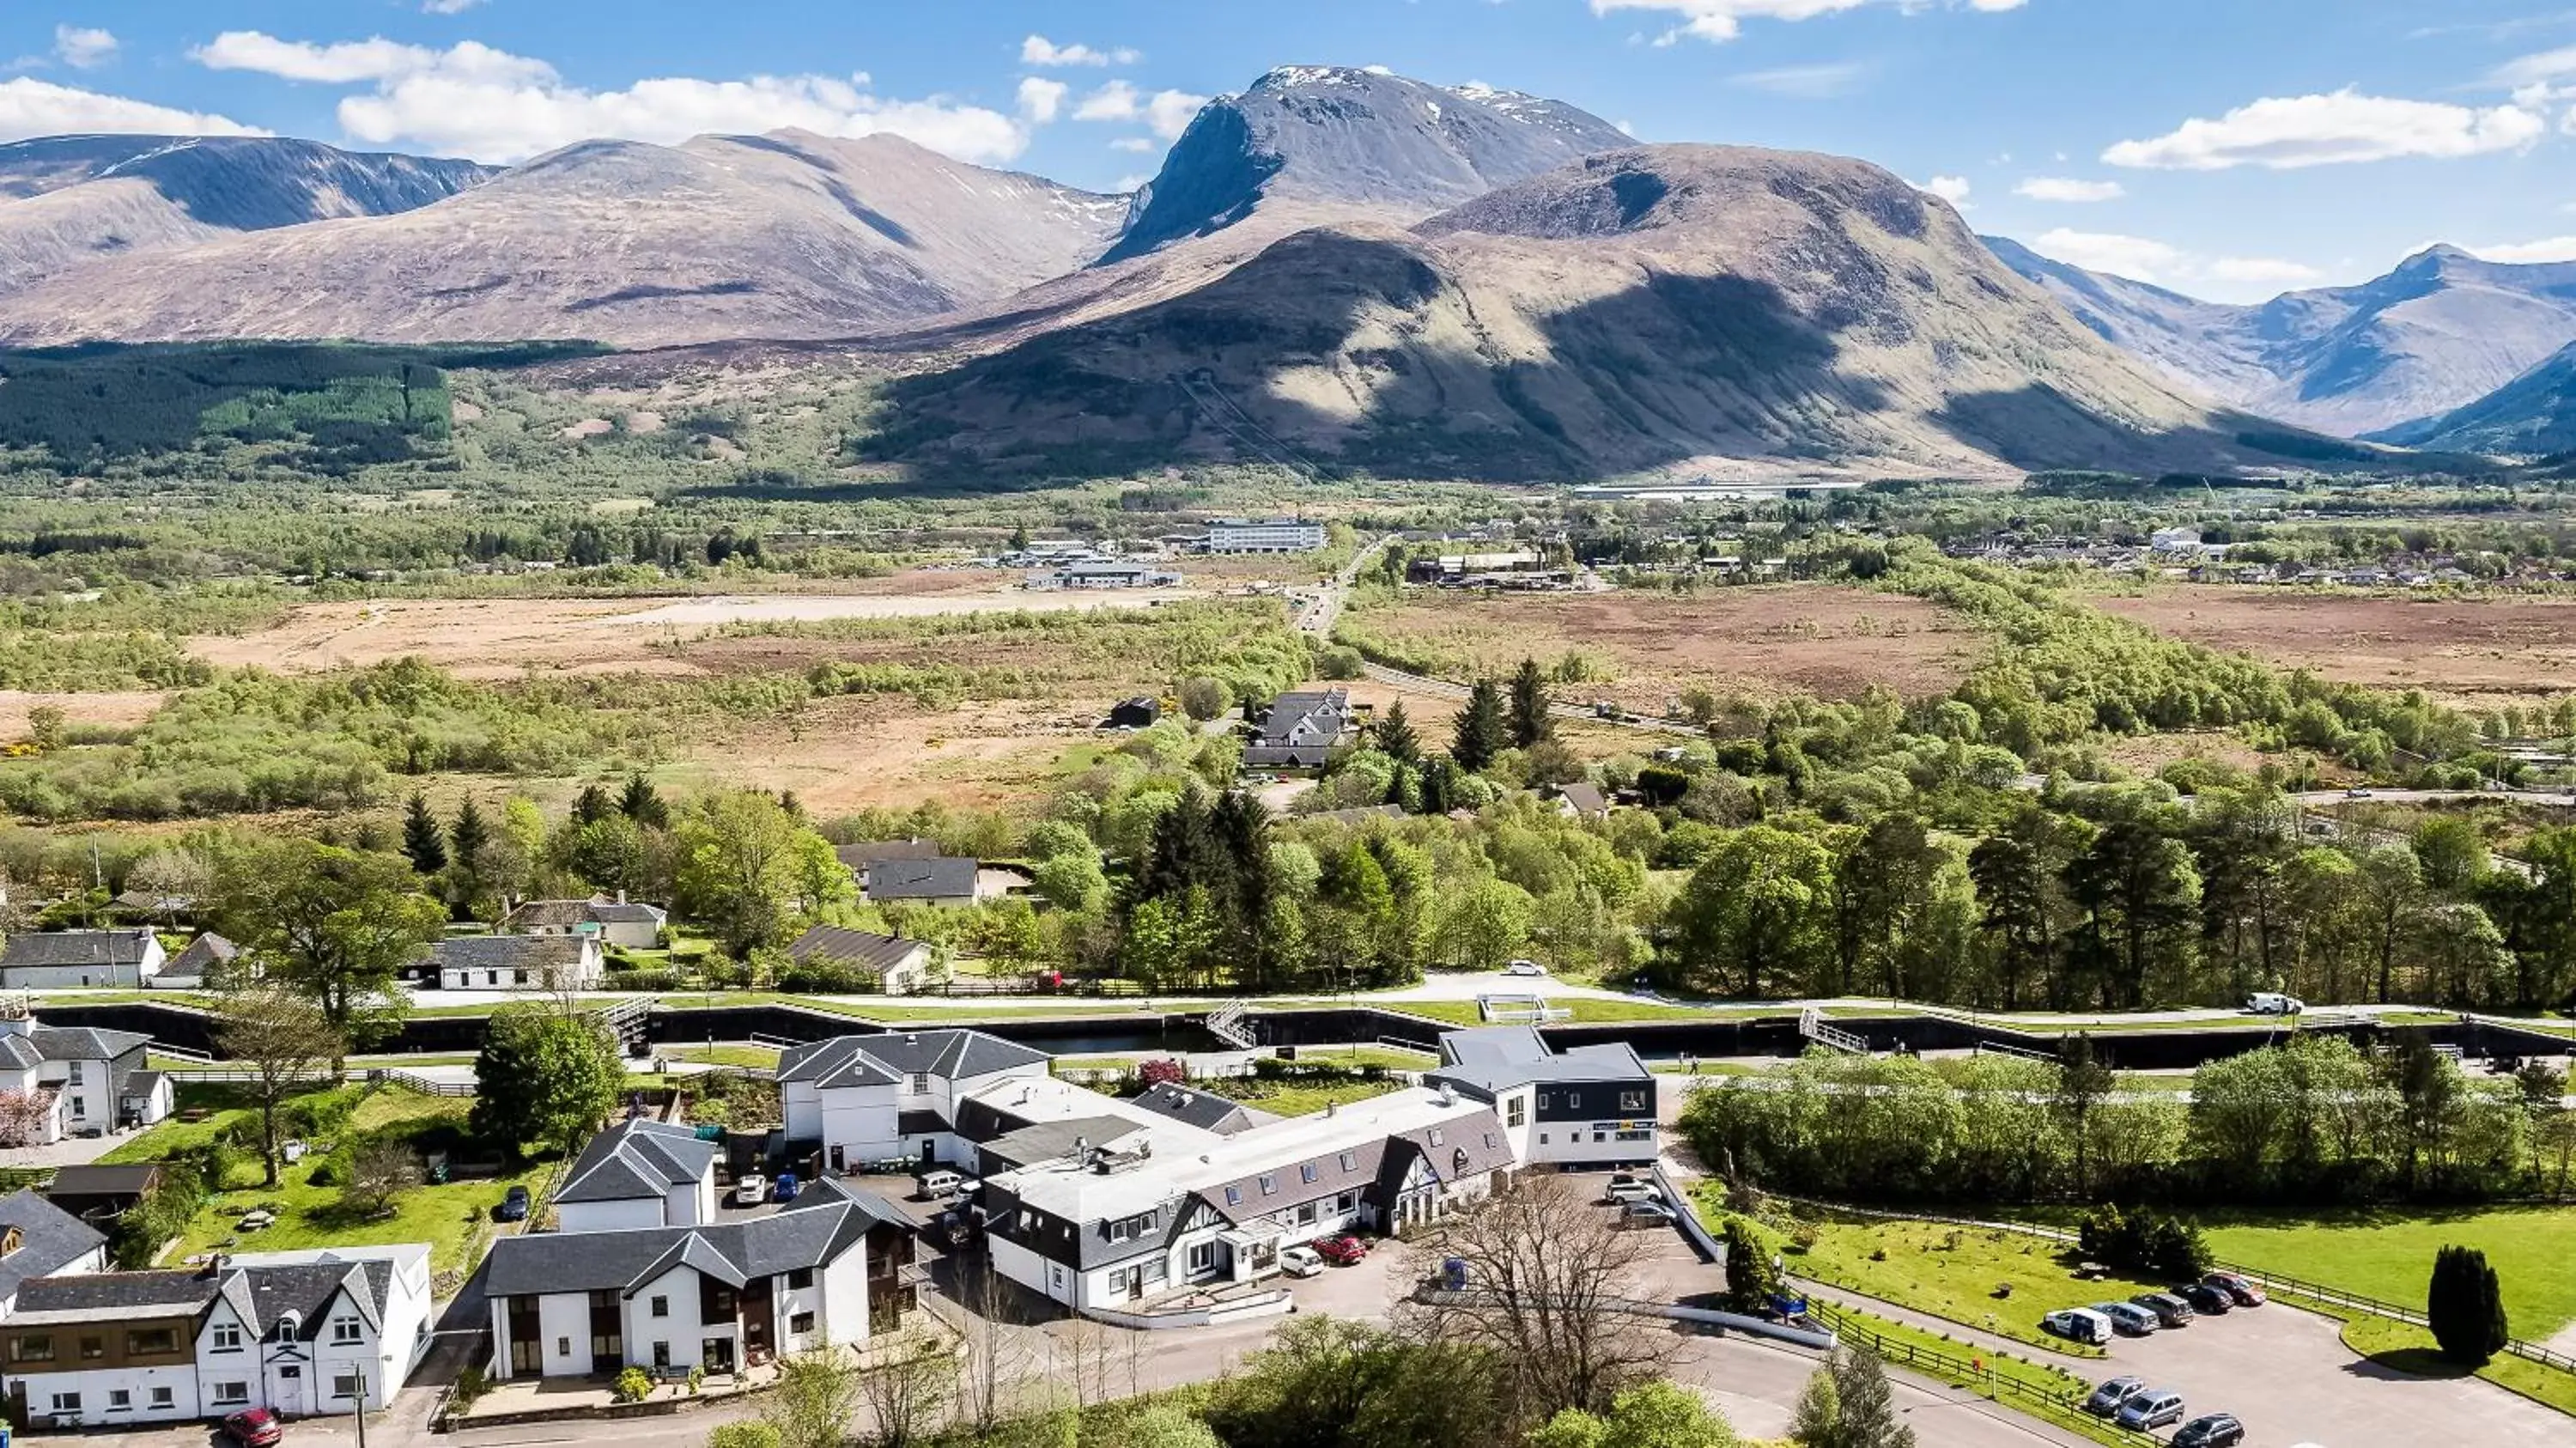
[1335,1192,1357,1213]
[787,1268,813,1290]
[1299,1163,1319,1184]
[78,1335,103,1360]
[1258,1174,1277,1196]
[1537,1092,1553,1110]
[1539,1133,1550,1145]
[1337,1152,1356,1171]
[127,1327,179,1356]
[1505,1097,1526,1128]
[1188,1241,1217,1275]
[789,1311,815,1335]
[1593,1131,1606,1143]
[333,1373,363,1401]
[277,1367,299,1380]
[653,1342,671,1369]
[1619,1091,1648,1113]
[1109,1218,1132,1244]
[48,1393,79,1415]
[211,1323,242,1351]
[1223,1186,1242,1207]
[1296,1202,1317,1226]
[556,1337,571,1357]
[149,1390,173,1409]
[331,1316,363,1345]
[1616,1129,1652,1141]
[1427,1129,1443,1147]
[909,1073,930,1094]
[107,1391,131,1412]
[214,1384,250,1407]
[65,1062,83,1084]
[66,1097,83,1119]
[650,1295,669,1318]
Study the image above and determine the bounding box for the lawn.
[101,1085,267,1165]
[2338,1312,2576,1419]
[2204,1205,2576,1342]
[1780,1212,2150,1357]
[656,1043,782,1070]
[1203,1078,1399,1119]
[1375,996,1738,1028]
[1287,1044,1437,1071]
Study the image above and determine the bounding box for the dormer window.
[0,1226,21,1257]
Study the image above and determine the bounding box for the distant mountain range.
[1986,239,2576,442]
[2373,340,2576,454]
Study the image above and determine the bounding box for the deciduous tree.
[471,1004,622,1157]
[212,983,343,1187]
[211,840,443,1070]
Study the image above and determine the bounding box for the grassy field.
[2204,1206,2576,1342]
[2337,1314,2576,1418]
[1783,1214,2151,1357]
[654,1043,783,1069]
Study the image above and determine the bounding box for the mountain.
[0,131,1127,348]
[1102,66,1633,264]
[2372,341,2576,454]
[0,135,494,294]
[1987,240,2576,437]
[865,145,2355,484]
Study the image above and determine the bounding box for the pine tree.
[1453,679,1509,771]
[618,772,669,828]
[400,791,447,874]
[1376,699,1422,765]
[570,782,614,826]
[2427,1244,2509,1366]
[1792,1348,1915,1448]
[448,796,490,873]
[1508,657,1553,748]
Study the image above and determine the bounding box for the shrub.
[709,1425,779,1448]
[2078,1204,2209,1280]
[2427,1244,2509,1366]
[452,1366,492,1413]
[612,1366,653,1403]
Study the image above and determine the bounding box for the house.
[40,1165,166,1224]
[831,839,943,891]
[1127,1082,1269,1136]
[0,1243,433,1427]
[1244,689,1352,770]
[0,1191,106,1314]
[499,897,669,951]
[1425,1026,1657,1167]
[784,927,933,995]
[863,857,988,909]
[1551,783,1612,821]
[419,934,604,992]
[2148,526,2203,553]
[0,931,163,989]
[1031,562,1182,590]
[0,1004,171,1141]
[153,934,245,991]
[552,1120,721,1234]
[777,1029,1053,1173]
[481,1177,917,1381]
[1204,519,1326,554]
[1107,697,1162,729]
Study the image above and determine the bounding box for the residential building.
[418,934,604,992]
[783,927,933,996]
[1244,689,1352,770]
[481,1177,916,1381]
[1206,519,1327,554]
[0,1004,171,1141]
[552,1120,721,1234]
[1551,783,1612,821]
[153,934,245,991]
[863,857,987,910]
[40,1165,165,1226]
[1425,1026,1657,1167]
[0,1192,106,1314]
[778,1030,1053,1172]
[0,931,163,989]
[499,897,669,951]
[0,1244,433,1427]
[832,838,943,892]
[1030,562,1182,590]
[1127,1082,1269,1136]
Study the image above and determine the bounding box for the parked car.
[772,1171,800,1202]
[2175,1282,2234,1316]
[2245,991,2306,1015]
[2203,1271,2266,1307]
[735,1173,769,1207]
[2172,1414,2246,1448]
[2094,1301,2161,1336]
[496,1185,531,1222]
[2043,1309,2114,1346]
[2344,787,2375,800]
[1619,1201,1679,1226]
[2081,1377,2147,1418]
[2132,1292,2196,1327]
[1278,1245,1325,1278]
[2116,1389,2187,1432]
[1604,1181,1662,1206]
[1314,1235,1369,1266]
[1504,958,1548,977]
[224,1409,284,1448]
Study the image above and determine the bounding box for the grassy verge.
[2203,1204,2576,1342]
[2334,1311,2576,1418]
[1781,1213,2137,1358]
[1815,1303,2146,1448]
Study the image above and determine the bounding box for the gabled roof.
[1555,782,1610,814]
[0,1034,39,1071]
[0,929,156,971]
[0,1189,106,1301]
[214,1258,396,1341]
[27,1025,152,1062]
[9,1268,216,1324]
[424,935,592,972]
[1257,690,1350,747]
[167,933,241,976]
[500,897,668,932]
[1378,1110,1516,1195]
[865,857,981,901]
[557,1120,720,1205]
[1129,1083,1267,1135]
[776,1030,1048,1090]
[785,926,929,975]
[832,838,943,871]
[481,1178,908,1299]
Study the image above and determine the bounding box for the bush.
[2078,1204,2209,1281]
[709,1424,779,1448]
[452,1366,492,1413]
[2427,1244,2510,1366]
[612,1366,653,1403]
[775,958,884,994]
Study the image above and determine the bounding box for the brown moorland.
[2096,587,2576,704]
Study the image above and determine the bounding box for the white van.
[2245,992,2304,1016]
[2044,1308,2115,1346]
[918,1168,966,1201]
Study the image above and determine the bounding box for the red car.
[224,1408,284,1448]
[2202,1271,2266,1307]
[1313,1235,1369,1266]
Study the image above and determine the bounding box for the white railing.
[1797,1009,1869,1056]
[1205,1001,1256,1050]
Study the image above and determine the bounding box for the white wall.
[989,1235,1072,1309]
[29,1363,200,1427]
[0,939,164,989]
[625,1264,715,1372]
[556,1197,670,1234]
[537,1293,595,1379]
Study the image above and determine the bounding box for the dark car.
[496,1185,531,1222]
[2203,1271,2266,1307]
[2176,1282,2233,1316]
[1314,1235,1369,1266]
[2133,1291,2196,1327]
[2172,1413,2245,1448]
[2081,1376,2147,1418]
[224,1408,284,1448]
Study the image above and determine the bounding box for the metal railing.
[1205,1001,1256,1049]
[1798,1008,1870,1055]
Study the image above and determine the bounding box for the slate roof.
[1194,1139,1388,1227]
[864,857,981,902]
[215,1258,395,1340]
[1428,1026,1650,1094]
[123,1070,167,1103]
[28,1025,152,1062]
[1128,1083,1266,1135]
[167,933,241,977]
[590,902,666,926]
[43,1164,164,1200]
[785,926,929,976]
[501,897,668,932]
[1255,690,1351,748]
[1377,1110,1516,1196]
[0,1034,39,1071]
[832,838,943,872]
[1555,782,1610,815]
[0,929,156,971]
[777,1030,1048,1090]
[482,1177,909,1299]
[9,1268,216,1324]
[425,935,592,972]
[0,1189,106,1302]
[556,1119,720,1205]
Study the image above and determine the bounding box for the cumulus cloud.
[1073,80,1207,140]
[1917,174,1972,205]
[2467,235,2576,264]
[2014,176,2124,203]
[422,0,487,12]
[53,25,117,69]
[1592,0,2026,46]
[1018,76,1067,124]
[2105,89,2546,170]
[1021,34,1139,68]
[0,76,264,142]
[2027,228,2320,293]
[192,30,1027,166]
[1109,136,1159,153]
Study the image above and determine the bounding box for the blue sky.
[4,0,2574,301]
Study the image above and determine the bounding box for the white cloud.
[2466,235,2576,264]
[1592,0,2026,46]
[422,0,487,12]
[192,31,1027,166]
[53,25,117,70]
[1017,76,1067,124]
[1021,34,1139,68]
[1728,61,1868,98]
[1918,174,1972,205]
[2028,228,2323,293]
[1073,80,1207,140]
[2014,176,2124,203]
[0,76,264,142]
[2205,256,2324,284]
[1109,137,1158,153]
[2492,45,2576,89]
[2105,89,2547,170]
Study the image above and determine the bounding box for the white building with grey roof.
[0,1001,172,1142]
[1424,1025,1656,1167]
[0,1191,106,1315]
[0,930,162,989]
[777,1029,1054,1174]
[552,1119,721,1233]
[417,934,604,991]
